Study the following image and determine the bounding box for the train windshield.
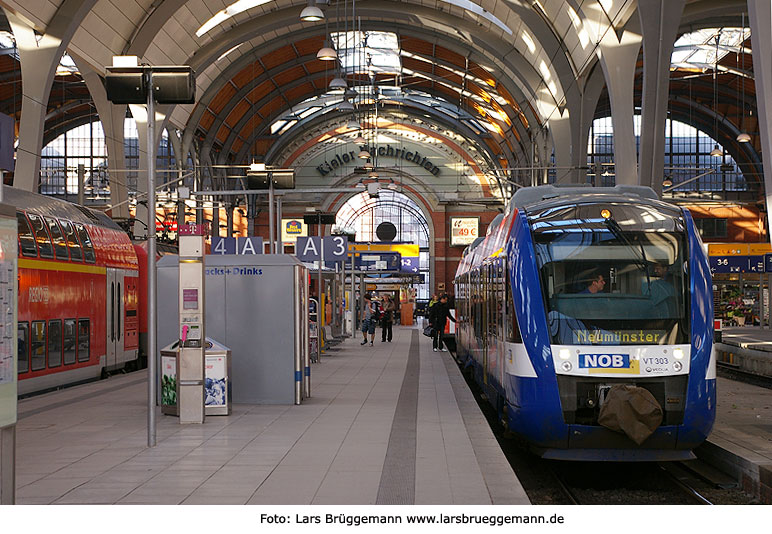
[529,202,689,345]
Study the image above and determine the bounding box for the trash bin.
[160,337,232,416]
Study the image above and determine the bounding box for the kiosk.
[158,255,309,404]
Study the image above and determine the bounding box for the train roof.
[511,185,659,209]
[2,185,123,231]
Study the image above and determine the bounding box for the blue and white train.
[454,185,715,461]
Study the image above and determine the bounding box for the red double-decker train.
[6,186,140,396]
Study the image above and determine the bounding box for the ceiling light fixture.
[300,0,324,21]
[736,13,750,143]
[711,33,723,158]
[317,42,337,60]
[337,100,355,112]
[358,149,371,159]
[329,77,347,89]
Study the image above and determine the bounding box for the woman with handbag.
[428,294,455,352]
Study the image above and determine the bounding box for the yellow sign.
[588,359,641,374]
[708,244,748,256]
[749,243,772,255]
[349,243,420,257]
[281,218,307,244]
[707,243,772,256]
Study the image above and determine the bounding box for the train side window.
[60,221,83,262]
[17,322,29,374]
[30,320,46,371]
[63,319,77,365]
[27,214,54,259]
[74,224,96,263]
[17,212,38,257]
[45,217,69,260]
[78,319,90,362]
[506,282,522,343]
[48,320,62,368]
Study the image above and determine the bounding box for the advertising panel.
[450,217,479,246]
[282,218,307,244]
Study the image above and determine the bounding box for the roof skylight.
[331,31,401,75]
[671,27,749,71]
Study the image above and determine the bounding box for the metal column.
[350,253,356,334]
[268,178,275,253]
[0,426,14,504]
[317,220,323,364]
[146,77,157,447]
[276,196,283,254]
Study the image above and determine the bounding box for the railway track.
[717,361,772,390]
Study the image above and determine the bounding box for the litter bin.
[161,337,232,416]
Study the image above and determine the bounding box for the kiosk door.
[105,269,125,369]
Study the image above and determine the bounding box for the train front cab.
[504,199,716,461]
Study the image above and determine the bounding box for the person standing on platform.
[361,294,377,346]
[426,293,439,320]
[381,294,395,342]
[429,293,456,352]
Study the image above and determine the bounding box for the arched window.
[40,119,176,202]
[336,190,431,299]
[587,117,746,194]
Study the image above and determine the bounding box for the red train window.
[16,212,37,257]
[78,319,90,362]
[45,217,69,261]
[60,221,83,262]
[30,321,46,371]
[63,319,76,365]
[48,320,62,368]
[27,214,54,259]
[17,322,29,373]
[74,224,96,263]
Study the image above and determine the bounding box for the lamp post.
[105,56,195,448]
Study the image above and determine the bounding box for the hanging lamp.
[300,1,324,22]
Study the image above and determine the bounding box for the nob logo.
[579,353,630,369]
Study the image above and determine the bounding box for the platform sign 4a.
[211,236,264,255]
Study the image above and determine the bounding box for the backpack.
[373,302,384,321]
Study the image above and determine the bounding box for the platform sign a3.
[296,236,348,262]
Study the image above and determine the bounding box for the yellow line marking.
[19,258,107,275]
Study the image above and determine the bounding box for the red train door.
[105,268,125,370]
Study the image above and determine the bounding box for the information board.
[0,209,17,428]
[450,217,479,246]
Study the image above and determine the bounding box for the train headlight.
[673,348,685,360]
[673,361,683,372]
[561,361,572,372]
[559,349,571,360]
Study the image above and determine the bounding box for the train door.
[105,268,125,370]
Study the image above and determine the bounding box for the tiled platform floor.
[13,326,530,505]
